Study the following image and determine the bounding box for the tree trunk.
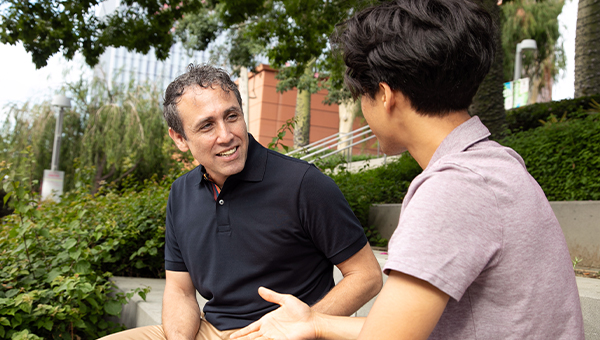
[338,100,359,158]
[575,0,600,97]
[239,66,250,128]
[469,0,506,139]
[293,60,315,148]
[92,153,107,194]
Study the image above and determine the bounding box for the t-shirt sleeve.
[164,188,188,272]
[383,165,502,301]
[298,165,368,265]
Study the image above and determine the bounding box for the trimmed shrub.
[501,113,600,201]
[506,94,600,133]
[329,154,422,228]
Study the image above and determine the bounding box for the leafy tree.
[0,0,203,68]
[501,0,566,102]
[1,0,511,146]
[175,0,370,147]
[574,0,600,97]
[0,76,175,193]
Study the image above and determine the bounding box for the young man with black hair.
[230,0,585,339]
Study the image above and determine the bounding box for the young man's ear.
[379,82,396,113]
[169,127,190,153]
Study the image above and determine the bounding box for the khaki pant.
[98,319,239,340]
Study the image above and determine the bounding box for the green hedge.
[506,94,600,133]
[328,154,422,231]
[501,113,600,201]
[0,166,175,339]
[331,100,600,239]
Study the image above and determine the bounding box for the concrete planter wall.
[369,201,600,268]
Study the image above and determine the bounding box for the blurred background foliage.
[0,76,179,195]
[501,0,566,103]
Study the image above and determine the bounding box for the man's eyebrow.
[224,106,242,114]
[192,117,214,132]
[192,106,242,131]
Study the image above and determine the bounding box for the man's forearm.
[311,271,381,315]
[312,244,383,316]
[162,288,202,340]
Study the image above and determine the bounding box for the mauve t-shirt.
[383,116,584,339]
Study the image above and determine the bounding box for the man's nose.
[216,121,234,143]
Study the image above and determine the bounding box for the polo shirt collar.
[198,133,266,185]
[231,133,267,182]
[427,116,491,169]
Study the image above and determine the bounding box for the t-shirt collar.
[427,116,491,169]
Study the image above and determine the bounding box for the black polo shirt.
[164,134,367,331]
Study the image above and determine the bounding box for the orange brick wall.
[244,64,379,155]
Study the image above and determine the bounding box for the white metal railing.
[285,125,384,165]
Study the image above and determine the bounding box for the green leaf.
[98,319,108,329]
[5,289,19,299]
[38,228,50,238]
[74,260,91,274]
[12,312,22,327]
[3,191,12,205]
[69,248,82,260]
[73,319,86,329]
[63,238,77,250]
[104,300,122,316]
[42,319,53,331]
[19,302,32,314]
[0,317,9,326]
[8,225,18,238]
[85,297,99,309]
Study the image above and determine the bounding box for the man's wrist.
[312,310,325,340]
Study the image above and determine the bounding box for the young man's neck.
[404,110,471,169]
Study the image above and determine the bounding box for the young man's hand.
[230,287,318,340]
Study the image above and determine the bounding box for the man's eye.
[227,113,239,120]
[201,123,213,130]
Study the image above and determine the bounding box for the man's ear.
[379,82,396,113]
[168,127,190,152]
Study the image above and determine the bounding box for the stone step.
[111,249,600,339]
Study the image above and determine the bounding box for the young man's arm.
[311,243,383,316]
[355,270,449,340]
[230,270,449,340]
[162,270,202,340]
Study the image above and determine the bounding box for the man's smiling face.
[169,85,248,187]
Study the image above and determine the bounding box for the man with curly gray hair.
[99,64,382,340]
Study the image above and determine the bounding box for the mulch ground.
[575,268,600,279]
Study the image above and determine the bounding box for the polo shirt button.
[218,199,224,205]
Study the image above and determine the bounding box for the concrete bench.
[370,201,600,268]
[111,249,600,339]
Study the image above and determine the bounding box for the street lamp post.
[50,95,71,171]
[41,95,71,202]
[512,39,537,108]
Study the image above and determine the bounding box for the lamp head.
[517,39,538,52]
[51,95,71,108]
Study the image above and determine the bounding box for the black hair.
[331,0,496,115]
[163,64,243,139]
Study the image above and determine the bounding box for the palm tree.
[574,0,600,97]
[469,0,506,139]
